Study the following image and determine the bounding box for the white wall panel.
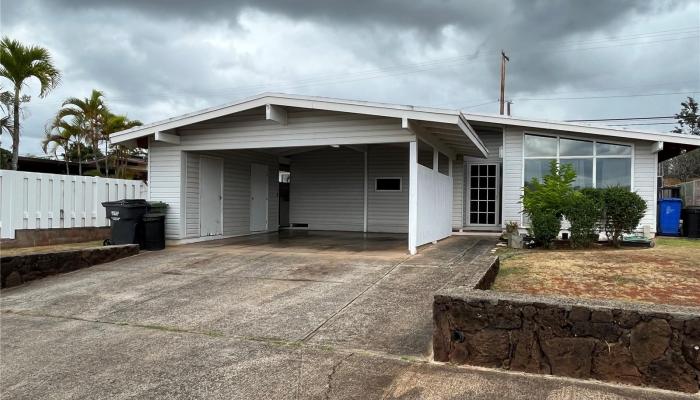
[416,164,453,246]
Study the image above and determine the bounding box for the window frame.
[374,177,403,192]
[522,131,634,190]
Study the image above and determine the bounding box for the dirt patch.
[492,238,700,307]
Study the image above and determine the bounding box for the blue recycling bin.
[658,198,682,236]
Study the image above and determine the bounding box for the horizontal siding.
[367,144,409,233]
[221,150,279,236]
[178,109,413,150]
[290,147,364,231]
[451,156,464,229]
[185,152,200,238]
[502,127,524,227]
[183,149,279,238]
[149,139,184,239]
[633,141,657,232]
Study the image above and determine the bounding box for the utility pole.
[499,50,510,115]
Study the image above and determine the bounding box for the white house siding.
[461,126,504,228]
[149,139,185,239]
[177,108,412,151]
[501,126,524,227]
[633,141,658,231]
[367,144,409,233]
[500,128,659,233]
[451,156,464,229]
[183,149,279,239]
[290,147,364,231]
[185,152,200,238]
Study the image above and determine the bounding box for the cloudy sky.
[1,0,699,156]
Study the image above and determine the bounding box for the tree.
[103,113,142,178]
[41,128,71,174]
[0,37,61,170]
[55,89,108,175]
[672,97,700,136]
[660,97,700,182]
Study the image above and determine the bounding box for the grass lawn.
[492,238,700,307]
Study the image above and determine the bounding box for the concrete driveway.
[0,232,688,399]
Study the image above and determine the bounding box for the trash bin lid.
[102,199,149,207]
[143,213,166,220]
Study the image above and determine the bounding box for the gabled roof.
[111,92,463,143]
[111,92,700,153]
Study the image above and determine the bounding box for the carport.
[111,93,488,254]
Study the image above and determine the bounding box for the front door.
[466,163,499,226]
[200,156,223,236]
[250,163,269,232]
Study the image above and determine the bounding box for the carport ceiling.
[416,121,487,158]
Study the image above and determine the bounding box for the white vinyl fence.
[0,170,148,239]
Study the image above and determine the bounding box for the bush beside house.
[521,160,647,248]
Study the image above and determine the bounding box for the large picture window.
[524,134,632,190]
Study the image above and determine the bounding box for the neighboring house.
[111,93,700,254]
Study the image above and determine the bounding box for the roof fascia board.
[457,116,489,158]
[463,113,700,146]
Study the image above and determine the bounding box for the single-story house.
[111,93,700,254]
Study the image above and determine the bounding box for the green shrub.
[564,192,602,248]
[600,187,647,247]
[529,211,561,248]
[521,161,576,248]
[521,160,576,218]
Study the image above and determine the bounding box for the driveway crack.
[324,352,354,400]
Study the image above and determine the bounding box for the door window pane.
[596,142,631,156]
[560,138,593,157]
[560,158,593,189]
[596,158,632,188]
[524,134,557,157]
[524,159,555,188]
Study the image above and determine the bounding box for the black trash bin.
[684,206,700,238]
[142,213,166,250]
[102,199,149,246]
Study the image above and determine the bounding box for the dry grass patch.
[493,238,700,307]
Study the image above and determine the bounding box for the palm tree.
[55,89,107,175]
[47,115,86,175]
[0,37,61,170]
[103,113,142,178]
[41,127,71,174]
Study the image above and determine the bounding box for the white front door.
[199,156,223,236]
[250,163,268,232]
[465,163,500,226]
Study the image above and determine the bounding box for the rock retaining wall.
[1,245,138,288]
[433,258,700,393]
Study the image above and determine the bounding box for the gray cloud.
[1,0,698,156]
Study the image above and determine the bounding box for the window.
[375,177,402,191]
[523,133,632,190]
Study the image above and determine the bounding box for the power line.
[606,122,677,126]
[515,90,698,101]
[565,116,676,122]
